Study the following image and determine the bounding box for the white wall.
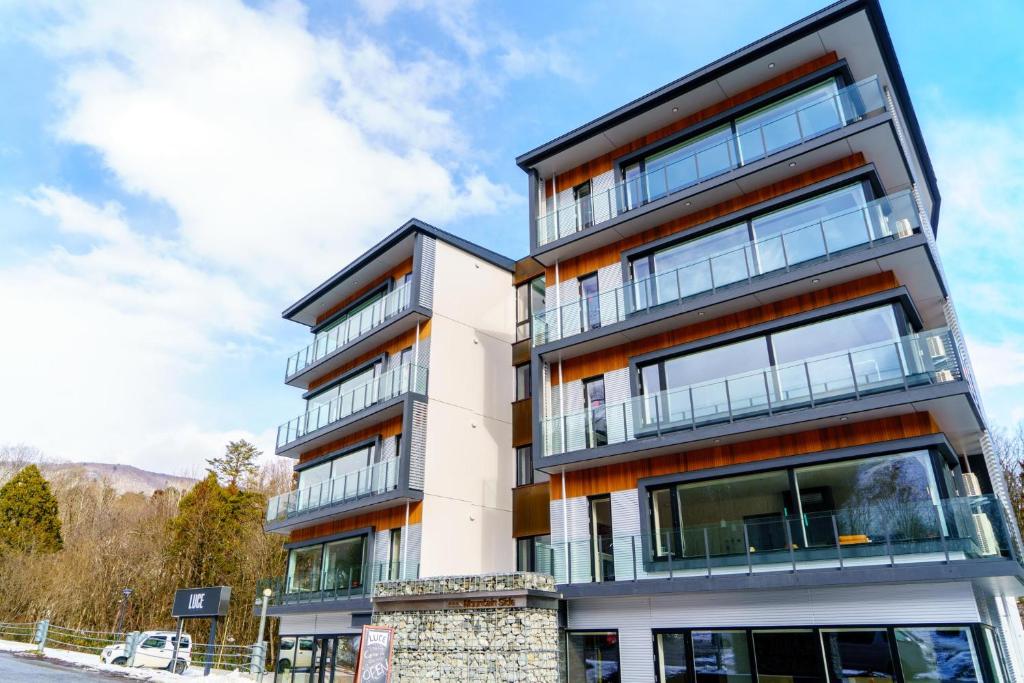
[418,240,515,577]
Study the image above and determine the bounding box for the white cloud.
[0,0,533,472]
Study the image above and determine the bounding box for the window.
[637,304,909,428]
[322,536,366,591]
[737,78,842,163]
[388,528,402,580]
[583,377,608,448]
[516,276,546,341]
[566,631,620,682]
[516,534,551,573]
[589,496,614,582]
[821,628,896,682]
[578,273,601,331]
[895,627,983,682]
[515,364,531,401]
[575,181,594,230]
[692,630,751,683]
[647,449,951,566]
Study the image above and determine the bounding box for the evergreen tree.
[0,464,63,554]
[206,439,261,489]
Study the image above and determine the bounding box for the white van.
[102,630,192,673]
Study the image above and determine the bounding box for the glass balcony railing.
[535,76,886,247]
[543,329,960,457]
[257,560,418,606]
[535,495,1016,585]
[277,363,428,450]
[533,191,920,345]
[286,282,413,378]
[266,457,402,523]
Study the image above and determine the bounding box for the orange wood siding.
[546,154,866,284]
[314,258,414,326]
[551,271,898,386]
[512,483,552,538]
[288,502,423,543]
[549,413,940,500]
[308,319,431,392]
[297,416,403,466]
[545,53,839,197]
[512,398,533,449]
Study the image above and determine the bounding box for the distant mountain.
[44,462,198,495]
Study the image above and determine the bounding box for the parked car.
[101,631,192,674]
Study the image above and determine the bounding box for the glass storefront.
[649,625,995,683]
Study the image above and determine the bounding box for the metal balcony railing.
[536,495,1016,585]
[277,363,428,449]
[257,561,419,606]
[535,76,886,247]
[533,191,920,345]
[286,282,412,378]
[543,329,960,457]
[266,457,401,523]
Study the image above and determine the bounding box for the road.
[0,650,130,681]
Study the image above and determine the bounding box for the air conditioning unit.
[893,218,914,238]
[972,512,1000,556]
[963,472,983,497]
[926,335,948,360]
[935,369,956,383]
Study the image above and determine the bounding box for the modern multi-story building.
[512,0,1024,681]
[263,219,516,681]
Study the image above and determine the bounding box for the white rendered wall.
[418,240,515,577]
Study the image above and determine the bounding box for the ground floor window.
[652,624,993,683]
[275,633,360,683]
[566,630,620,682]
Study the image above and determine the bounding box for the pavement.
[0,650,131,681]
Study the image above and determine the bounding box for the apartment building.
[512,0,1024,681]
[263,219,516,681]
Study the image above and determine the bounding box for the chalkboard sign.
[353,625,394,683]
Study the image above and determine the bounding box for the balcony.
[534,190,920,347]
[543,328,960,458]
[266,457,402,526]
[257,560,418,611]
[535,77,886,249]
[285,282,417,386]
[536,495,1021,592]
[277,363,428,454]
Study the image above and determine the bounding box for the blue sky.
[0,0,1022,474]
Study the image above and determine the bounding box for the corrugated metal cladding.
[567,582,981,682]
[408,399,428,490]
[416,234,435,309]
[279,612,362,635]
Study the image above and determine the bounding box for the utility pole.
[114,588,133,635]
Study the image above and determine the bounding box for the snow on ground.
[0,638,261,681]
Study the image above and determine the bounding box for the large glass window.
[649,449,950,564]
[566,631,620,683]
[692,630,751,683]
[821,628,896,682]
[753,629,826,683]
[645,125,735,199]
[286,545,323,593]
[895,627,983,682]
[321,536,366,591]
[516,276,546,341]
[737,78,842,162]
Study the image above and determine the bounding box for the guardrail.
[533,190,920,345]
[543,328,960,457]
[286,282,413,379]
[536,495,1017,585]
[536,76,886,246]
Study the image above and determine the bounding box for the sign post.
[352,625,395,683]
[171,586,231,677]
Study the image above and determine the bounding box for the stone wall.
[371,572,560,682]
